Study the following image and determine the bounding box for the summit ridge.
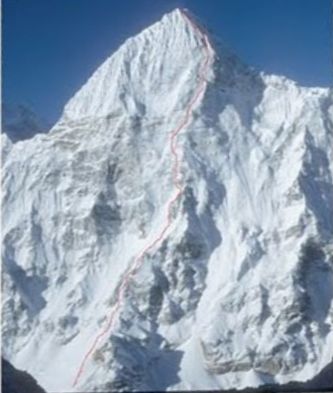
[61,8,216,122]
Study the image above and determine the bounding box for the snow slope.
[2,8,333,392]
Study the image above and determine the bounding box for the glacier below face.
[2,8,333,392]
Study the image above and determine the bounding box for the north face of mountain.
[2,8,333,392]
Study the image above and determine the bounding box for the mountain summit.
[62,8,213,121]
[2,8,333,392]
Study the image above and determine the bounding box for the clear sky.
[3,0,332,124]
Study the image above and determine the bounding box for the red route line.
[72,9,214,389]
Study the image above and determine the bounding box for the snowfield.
[2,8,333,392]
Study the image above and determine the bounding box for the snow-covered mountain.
[2,8,333,392]
[2,104,49,143]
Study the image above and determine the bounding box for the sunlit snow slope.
[2,8,333,392]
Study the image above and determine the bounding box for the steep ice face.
[2,8,333,392]
[61,9,245,123]
[62,9,208,121]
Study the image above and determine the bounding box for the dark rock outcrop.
[2,358,46,393]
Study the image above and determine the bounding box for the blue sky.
[3,0,332,123]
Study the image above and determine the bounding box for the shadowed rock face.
[305,359,333,390]
[2,358,46,393]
